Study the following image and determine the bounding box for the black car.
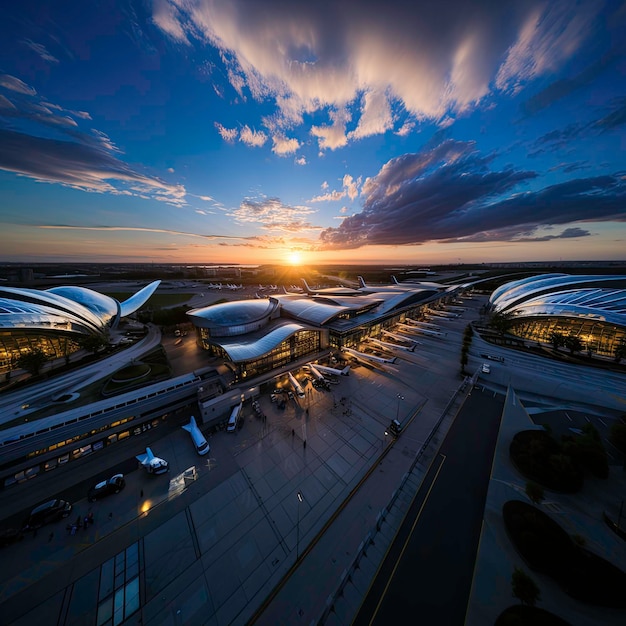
[88,474,126,502]
[25,499,72,529]
[0,528,24,548]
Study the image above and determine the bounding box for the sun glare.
[288,251,302,265]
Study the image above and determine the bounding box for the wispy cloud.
[319,139,626,249]
[38,225,254,240]
[240,125,267,147]
[22,39,59,64]
[154,0,599,151]
[0,129,187,205]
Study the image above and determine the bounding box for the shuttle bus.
[227,400,243,432]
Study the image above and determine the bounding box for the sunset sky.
[1,0,625,265]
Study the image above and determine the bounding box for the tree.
[614,339,626,364]
[17,348,48,376]
[609,421,626,455]
[78,334,108,355]
[489,310,514,335]
[511,566,540,606]
[564,334,583,355]
[525,481,544,504]
[460,347,468,374]
[550,331,564,351]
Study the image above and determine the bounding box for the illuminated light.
[140,500,152,515]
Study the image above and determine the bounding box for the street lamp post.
[396,394,404,423]
[296,491,303,561]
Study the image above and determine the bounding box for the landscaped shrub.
[503,500,626,607]
[495,606,570,625]
[510,430,584,492]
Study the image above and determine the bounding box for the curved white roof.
[214,322,309,362]
[490,274,626,328]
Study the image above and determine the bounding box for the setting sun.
[287,250,302,265]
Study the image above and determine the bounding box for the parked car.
[25,499,72,529]
[0,527,23,547]
[88,474,126,502]
[481,363,491,374]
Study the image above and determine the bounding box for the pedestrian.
[140,489,144,498]
[303,440,306,449]
[88,511,94,525]
[292,428,295,437]
[83,516,89,530]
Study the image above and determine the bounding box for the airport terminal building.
[0,281,161,374]
[187,280,459,380]
[489,274,626,357]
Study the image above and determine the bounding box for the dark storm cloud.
[522,52,618,115]
[593,97,626,131]
[319,141,626,250]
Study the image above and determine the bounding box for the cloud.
[23,39,59,64]
[310,172,361,202]
[593,97,626,131]
[318,139,626,249]
[239,125,267,147]
[0,129,187,205]
[522,51,617,115]
[496,2,596,94]
[395,120,415,137]
[310,108,350,150]
[38,224,254,241]
[0,74,36,95]
[229,197,318,232]
[215,122,238,142]
[153,1,598,149]
[152,0,190,44]
[271,134,300,155]
[294,155,306,166]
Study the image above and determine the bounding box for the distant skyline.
[1,1,625,266]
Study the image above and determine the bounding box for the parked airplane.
[312,363,351,376]
[305,363,326,382]
[182,415,210,455]
[301,278,361,297]
[381,329,421,345]
[288,371,306,398]
[226,283,243,291]
[136,447,169,474]
[404,318,442,330]
[368,337,415,353]
[357,276,417,293]
[397,322,445,338]
[342,346,397,365]
[425,308,459,318]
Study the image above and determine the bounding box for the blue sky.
[0,0,625,265]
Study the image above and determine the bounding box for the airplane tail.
[358,276,367,289]
[341,365,351,375]
[391,275,399,284]
[301,278,314,294]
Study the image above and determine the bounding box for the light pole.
[296,490,303,560]
[396,394,404,423]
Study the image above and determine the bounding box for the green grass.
[102,292,193,309]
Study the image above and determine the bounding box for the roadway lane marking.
[564,412,572,422]
[584,415,590,423]
[599,418,607,427]
[369,453,447,625]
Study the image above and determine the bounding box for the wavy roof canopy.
[188,299,277,327]
[0,281,161,336]
[490,274,626,328]
[213,322,308,362]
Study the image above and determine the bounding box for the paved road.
[353,387,504,625]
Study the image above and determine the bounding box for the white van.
[227,402,242,432]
